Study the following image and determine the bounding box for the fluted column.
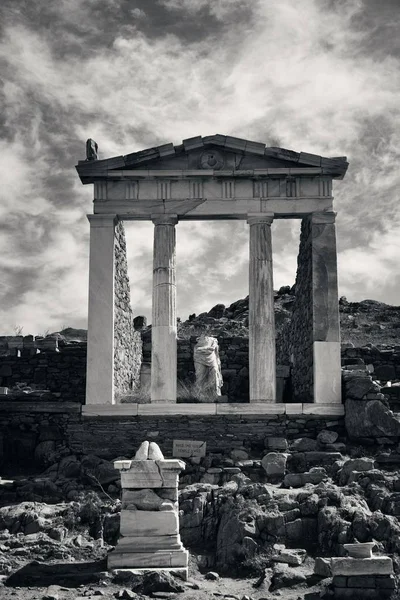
[86,214,117,405]
[248,214,276,402]
[151,215,178,402]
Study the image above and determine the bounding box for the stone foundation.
[331,556,394,599]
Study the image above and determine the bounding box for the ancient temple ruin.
[76,134,348,413]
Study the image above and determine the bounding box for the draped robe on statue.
[193,335,223,402]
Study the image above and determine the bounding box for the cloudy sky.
[1,0,399,334]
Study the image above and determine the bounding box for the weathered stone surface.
[248,216,276,402]
[330,557,393,576]
[345,399,400,439]
[114,222,141,399]
[230,449,249,461]
[317,430,339,445]
[265,437,288,451]
[290,437,317,452]
[261,452,287,478]
[283,467,327,488]
[108,548,188,568]
[86,214,116,405]
[148,442,164,460]
[314,556,331,577]
[122,489,164,511]
[34,440,56,466]
[151,216,178,402]
[134,441,149,460]
[270,563,307,590]
[272,548,306,566]
[343,370,380,400]
[339,458,375,485]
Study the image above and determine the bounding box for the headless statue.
[193,334,223,402]
[86,138,98,161]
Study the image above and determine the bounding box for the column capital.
[87,214,117,227]
[311,211,337,224]
[247,212,274,226]
[152,215,178,226]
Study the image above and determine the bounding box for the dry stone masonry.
[113,221,142,398]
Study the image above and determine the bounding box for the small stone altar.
[108,441,188,578]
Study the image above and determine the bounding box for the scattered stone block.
[205,571,219,580]
[261,452,287,478]
[230,449,249,461]
[317,430,339,445]
[339,458,375,485]
[42,585,61,600]
[272,548,306,566]
[314,557,331,577]
[345,398,400,439]
[270,564,307,590]
[265,437,288,451]
[283,467,327,488]
[290,438,317,452]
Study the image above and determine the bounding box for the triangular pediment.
[76,134,348,183]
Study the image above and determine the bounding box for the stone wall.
[281,217,314,401]
[114,221,142,397]
[67,413,345,460]
[0,343,86,402]
[342,344,400,382]
[0,400,80,471]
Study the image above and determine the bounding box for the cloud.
[0,0,399,332]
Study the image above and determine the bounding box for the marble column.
[247,214,276,402]
[86,214,117,405]
[311,212,341,403]
[151,216,178,402]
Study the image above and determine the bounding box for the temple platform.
[81,402,344,417]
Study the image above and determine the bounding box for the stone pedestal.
[311,212,341,404]
[331,556,394,599]
[108,454,188,576]
[86,214,117,405]
[248,214,276,402]
[151,216,178,402]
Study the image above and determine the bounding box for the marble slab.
[120,509,179,537]
[313,341,342,404]
[331,557,393,576]
[108,548,188,568]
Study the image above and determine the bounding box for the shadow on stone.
[5,558,107,588]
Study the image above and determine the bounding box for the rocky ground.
[1,433,400,599]
[55,288,400,347]
[176,288,400,346]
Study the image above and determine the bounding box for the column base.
[108,548,189,569]
[313,341,341,404]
